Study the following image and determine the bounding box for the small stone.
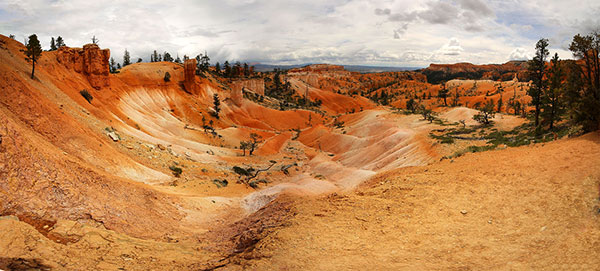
[540,226,546,231]
[460,210,468,215]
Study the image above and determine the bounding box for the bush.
[164,72,171,82]
[80,89,93,104]
[212,179,228,188]
[169,165,182,177]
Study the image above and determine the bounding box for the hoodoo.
[183,58,197,94]
[56,43,110,89]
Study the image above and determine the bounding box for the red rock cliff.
[57,44,110,89]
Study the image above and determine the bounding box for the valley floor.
[224,132,600,270]
[1,132,598,270]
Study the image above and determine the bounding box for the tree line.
[527,32,600,133]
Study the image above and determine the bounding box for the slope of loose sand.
[228,133,600,270]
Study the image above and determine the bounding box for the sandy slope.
[228,133,600,270]
[1,34,598,270]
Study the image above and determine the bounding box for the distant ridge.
[252,63,421,73]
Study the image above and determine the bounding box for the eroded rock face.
[57,44,110,89]
[183,59,197,94]
[229,78,265,106]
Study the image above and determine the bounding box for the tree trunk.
[30,58,35,79]
[535,103,540,127]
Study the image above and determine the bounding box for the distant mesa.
[419,61,528,84]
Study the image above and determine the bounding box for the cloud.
[0,0,598,67]
[374,8,391,16]
[376,0,495,36]
[458,0,493,16]
[438,38,464,56]
[508,47,531,60]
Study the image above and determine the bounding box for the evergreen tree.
[152,50,159,62]
[175,54,181,64]
[566,32,600,131]
[163,52,173,62]
[438,84,448,106]
[243,63,249,77]
[215,62,221,75]
[55,36,65,48]
[137,58,142,63]
[24,34,42,79]
[223,61,231,78]
[542,53,565,130]
[117,63,121,69]
[109,57,116,73]
[50,37,57,51]
[201,51,210,71]
[123,49,131,67]
[234,61,242,77]
[527,38,549,128]
[406,98,417,113]
[91,35,99,45]
[497,96,503,113]
[213,93,221,119]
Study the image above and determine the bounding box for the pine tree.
[215,62,221,75]
[438,84,448,106]
[137,58,142,63]
[50,37,57,51]
[24,34,42,79]
[163,52,173,62]
[175,54,181,64]
[234,61,242,77]
[243,63,249,77]
[55,36,65,48]
[542,53,564,130]
[91,35,99,45]
[123,49,131,67]
[109,57,116,73]
[213,93,221,119]
[527,38,549,128]
[497,95,503,113]
[152,50,159,62]
[566,32,600,131]
[223,61,231,78]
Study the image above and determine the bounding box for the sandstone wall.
[57,44,110,89]
[229,78,265,106]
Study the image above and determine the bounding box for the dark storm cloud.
[375,0,494,35]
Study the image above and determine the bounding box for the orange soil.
[1,35,597,270]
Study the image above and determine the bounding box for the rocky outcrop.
[230,78,265,106]
[57,44,110,89]
[183,59,197,94]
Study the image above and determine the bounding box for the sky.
[0,0,598,67]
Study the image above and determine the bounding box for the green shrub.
[212,179,228,188]
[169,165,182,177]
[80,89,93,104]
[164,72,171,82]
